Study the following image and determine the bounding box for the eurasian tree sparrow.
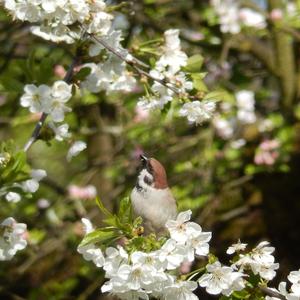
[131,155,177,234]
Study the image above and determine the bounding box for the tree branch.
[260,285,286,300]
[85,28,197,98]
[269,0,296,110]
[23,52,80,152]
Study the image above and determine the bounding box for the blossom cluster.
[211,0,266,34]
[267,269,300,300]
[213,90,256,143]
[2,0,218,126]
[78,210,212,300]
[137,29,216,124]
[77,208,289,300]
[81,30,137,95]
[232,241,279,281]
[236,90,256,125]
[2,0,113,43]
[254,139,280,166]
[2,168,46,203]
[137,29,191,110]
[20,80,72,140]
[0,217,27,261]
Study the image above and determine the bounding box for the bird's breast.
[131,186,177,233]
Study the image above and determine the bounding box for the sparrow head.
[137,155,168,189]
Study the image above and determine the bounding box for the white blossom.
[22,169,47,193]
[211,1,266,34]
[49,122,70,141]
[158,239,187,270]
[179,101,216,124]
[20,81,72,123]
[103,246,129,278]
[3,0,114,44]
[5,191,21,203]
[0,217,27,261]
[67,141,87,161]
[234,241,279,281]
[188,230,212,257]
[236,90,255,111]
[239,8,266,29]
[114,290,149,300]
[198,261,245,295]
[162,280,198,300]
[77,218,105,267]
[236,90,256,124]
[211,0,241,34]
[49,81,72,122]
[288,269,300,296]
[20,84,52,113]
[213,116,234,139]
[81,59,136,95]
[227,240,247,255]
[156,29,188,75]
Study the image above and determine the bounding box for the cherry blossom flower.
[20,84,52,113]
[0,217,27,261]
[198,261,245,295]
[158,239,187,270]
[162,280,198,300]
[3,0,114,44]
[213,116,234,139]
[5,192,21,203]
[22,169,47,193]
[239,8,266,29]
[77,218,105,267]
[49,122,70,141]
[179,101,216,124]
[68,184,97,200]
[67,141,87,161]
[157,29,188,75]
[227,240,247,255]
[235,90,256,124]
[254,139,280,166]
[234,241,279,281]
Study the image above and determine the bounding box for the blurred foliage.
[1,0,300,299]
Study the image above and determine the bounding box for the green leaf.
[37,57,54,84]
[184,54,204,73]
[0,77,23,93]
[191,73,208,92]
[118,197,133,224]
[79,228,120,247]
[74,67,91,81]
[203,90,225,101]
[95,197,114,217]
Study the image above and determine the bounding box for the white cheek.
[138,169,154,189]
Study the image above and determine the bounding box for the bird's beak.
[140,154,148,167]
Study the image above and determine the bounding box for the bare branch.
[260,285,286,300]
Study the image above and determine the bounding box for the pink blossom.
[134,106,149,123]
[270,9,283,21]
[68,185,97,200]
[54,65,66,79]
[180,261,193,274]
[254,139,280,166]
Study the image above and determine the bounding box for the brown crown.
[149,158,168,189]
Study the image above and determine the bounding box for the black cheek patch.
[144,175,153,185]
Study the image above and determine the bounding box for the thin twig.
[85,29,192,97]
[259,285,286,300]
[23,53,80,152]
